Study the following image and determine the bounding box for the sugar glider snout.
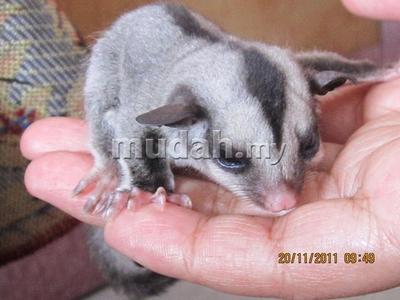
[257,135,325,215]
[260,183,298,214]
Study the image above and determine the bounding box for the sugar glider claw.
[150,187,167,207]
[168,194,192,209]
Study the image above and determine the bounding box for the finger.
[24,152,270,221]
[342,0,400,20]
[20,117,88,160]
[363,78,400,122]
[315,142,343,172]
[24,152,104,226]
[104,200,400,299]
[104,205,280,297]
[319,84,373,144]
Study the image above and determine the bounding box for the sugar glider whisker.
[73,3,399,299]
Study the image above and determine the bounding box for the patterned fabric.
[0,0,86,265]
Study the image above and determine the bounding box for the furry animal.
[74,3,397,299]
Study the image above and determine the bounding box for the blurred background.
[57,0,380,53]
[0,0,399,299]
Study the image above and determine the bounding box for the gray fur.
[165,3,220,42]
[83,3,388,299]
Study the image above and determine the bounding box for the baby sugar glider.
[73,3,398,299]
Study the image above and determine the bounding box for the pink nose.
[262,184,298,213]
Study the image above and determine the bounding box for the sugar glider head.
[137,44,387,216]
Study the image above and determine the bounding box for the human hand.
[21,0,400,298]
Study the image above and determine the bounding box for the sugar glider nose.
[261,184,298,213]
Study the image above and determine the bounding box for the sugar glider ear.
[136,103,204,127]
[296,51,386,95]
[136,85,206,127]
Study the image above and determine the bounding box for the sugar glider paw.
[167,192,192,209]
[74,167,192,217]
[73,166,122,218]
[94,190,130,219]
[72,166,117,197]
[127,187,192,211]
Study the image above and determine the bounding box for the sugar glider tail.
[87,226,177,300]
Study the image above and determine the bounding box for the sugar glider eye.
[299,128,320,160]
[216,148,249,171]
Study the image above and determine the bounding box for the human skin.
[21,0,400,298]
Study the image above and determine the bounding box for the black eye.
[216,148,249,171]
[299,129,320,160]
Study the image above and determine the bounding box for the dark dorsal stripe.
[242,48,286,148]
[164,4,220,42]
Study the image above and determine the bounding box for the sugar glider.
[73,3,398,299]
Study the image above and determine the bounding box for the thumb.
[342,0,400,20]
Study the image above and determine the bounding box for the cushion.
[0,0,85,265]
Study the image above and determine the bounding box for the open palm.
[21,78,400,299]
